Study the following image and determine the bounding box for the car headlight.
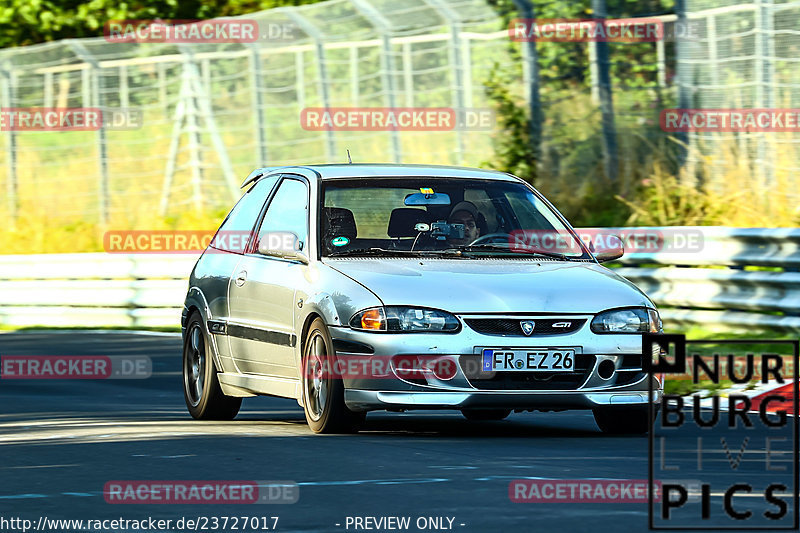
[591,307,662,334]
[349,306,461,333]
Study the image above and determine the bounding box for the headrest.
[388,208,429,238]
[323,207,357,240]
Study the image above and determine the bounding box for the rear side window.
[210,175,279,253]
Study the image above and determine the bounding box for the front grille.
[459,354,595,391]
[464,318,586,336]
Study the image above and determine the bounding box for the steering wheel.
[468,232,512,247]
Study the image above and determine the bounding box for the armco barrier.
[0,227,797,330]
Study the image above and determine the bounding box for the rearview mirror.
[257,232,308,264]
[593,235,624,263]
[404,192,451,206]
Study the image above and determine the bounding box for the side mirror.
[257,232,309,264]
[593,234,624,262]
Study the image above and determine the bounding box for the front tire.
[593,406,652,434]
[183,312,241,420]
[302,318,365,433]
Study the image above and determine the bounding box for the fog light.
[597,359,616,380]
[391,355,458,381]
[428,357,457,381]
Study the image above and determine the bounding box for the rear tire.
[183,311,242,420]
[593,406,652,434]
[461,408,511,421]
[302,318,365,434]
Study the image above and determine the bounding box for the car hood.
[323,258,654,314]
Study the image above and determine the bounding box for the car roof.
[242,164,520,188]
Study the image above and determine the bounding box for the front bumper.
[329,317,663,412]
[345,388,660,411]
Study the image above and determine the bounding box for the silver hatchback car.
[181,164,663,433]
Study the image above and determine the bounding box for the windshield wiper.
[450,244,573,260]
[327,247,462,258]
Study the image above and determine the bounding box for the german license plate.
[482,348,575,372]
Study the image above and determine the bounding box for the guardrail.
[612,227,800,332]
[0,227,798,331]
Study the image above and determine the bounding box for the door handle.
[234,270,247,287]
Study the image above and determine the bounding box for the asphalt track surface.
[0,331,796,532]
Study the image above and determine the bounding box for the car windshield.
[320,177,589,259]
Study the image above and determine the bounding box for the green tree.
[0,0,320,48]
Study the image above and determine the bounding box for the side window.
[210,175,279,253]
[256,178,309,251]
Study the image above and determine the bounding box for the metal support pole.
[250,45,268,165]
[284,10,336,162]
[403,42,414,107]
[707,15,719,87]
[349,46,359,106]
[157,62,168,116]
[590,0,618,185]
[201,59,211,103]
[588,41,600,104]
[350,0,401,162]
[425,0,466,164]
[656,38,666,88]
[462,37,473,109]
[69,41,109,226]
[296,50,306,110]
[675,0,691,177]
[44,71,53,108]
[1,67,17,227]
[119,64,129,108]
[81,67,91,108]
[758,0,775,186]
[184,59,204,213]
[512,0,542,170]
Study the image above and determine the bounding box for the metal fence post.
[69,41,109,226]
[284,9,336,162]
[513,0,542,170]
[590,0,618,185]
[756,0,775,187]
[402,42,414,107]
[348,46,359,106]
[1,66,17,227]
[44,71,53,108]
[249,44,268,165]
[296,50,306,110]
[674,0,691,178]
[119,64,129,108]
[157,62,168,116]
[350,0,402,162]
[588,41,600,103]
[425,0,466,164]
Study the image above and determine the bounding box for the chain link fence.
[2,0,791,236]
[679,0,800,197]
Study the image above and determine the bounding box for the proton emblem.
[520,320,535,336]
